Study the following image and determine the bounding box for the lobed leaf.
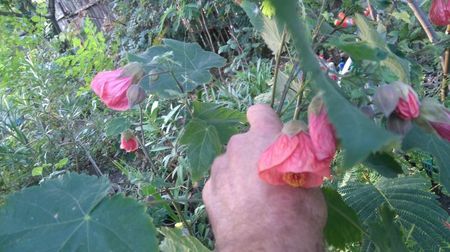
[0,173,158,252]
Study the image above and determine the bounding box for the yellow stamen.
[282,173,306,187]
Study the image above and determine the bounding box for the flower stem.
[270,28,288,108]
[441,25,450,102]
[166,189,195,236]
[138,105,157,173]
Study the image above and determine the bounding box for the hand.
[202,104,327,252]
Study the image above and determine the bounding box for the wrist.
[214,212,325,252]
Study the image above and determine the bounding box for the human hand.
[202,104,327,252]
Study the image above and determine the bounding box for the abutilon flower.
[420,98,450,142]
[334,12,355,28]
[91,62,144,111]
[429,0,450,26]
[258,121,331,188]
[394,82,420,120]
[308,94,337,161]
[120,131,139,152]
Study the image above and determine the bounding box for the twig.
[270,28,288,108]
[277,63,301,114]
[166,190,195,236]
[135,105,158,173]
[405,0,438,44]
[293,75,306,120]
[441,25,450,102]
[75,139,103,176]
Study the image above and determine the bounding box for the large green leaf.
[355,14,411,83]
[330,41,388,62]
[192,102,246,144]
[159,227,210,252]
[339,177,450,251]
[323,187,363,249]
[0,173,158,252]
[402,124,450,193]
[368,204,408,252]
[269,0,398,167]
[240,0,285,54]
[105,117,131,137]
[180,119,223,182]
[140,39,225,98]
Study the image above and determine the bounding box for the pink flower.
[421,98,450,142]
[258,121,331,188]
[308,94,337,161]
[430,120,450,141]
[91,63,144,111]
[120,132,139,152]
[394,82,420,120]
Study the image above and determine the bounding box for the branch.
[47,0,61,34]
[405,0,438,44]
[0,10,24,17]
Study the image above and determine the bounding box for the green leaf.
[339,177,450,251]
[402,124,450,193]
[355,14,411,83]
[323,187,363,249]
[330,41,387,61]
[144,39,226,98]
[192,102,246,144]
[269,0,398,167]
[368,204,408,252]
[180,119,223,181]
[31,166,43,176]
[159,227,210,252]
[105,117,131,137]
[240,0,286,54]
[363,153,403,178]
[0,173,158,252]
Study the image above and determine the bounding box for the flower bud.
[393,82,420,120]
[308,94,337,161]
[420,98,450,141]
[373,84,402,117]
[387,114,412,135]
[126,84,147,107]
[429,0,450,26]
[121,62,145,84]
[120,131,139,153]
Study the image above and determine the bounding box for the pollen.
[282,172,306,187]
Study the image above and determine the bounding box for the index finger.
[247,104,282,135]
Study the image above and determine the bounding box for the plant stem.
[441,25,450,102]
[270,28,288,108]
[406,0,438,44]
[166,190,194,236]
[277,63,301,114]
[137,105,157,173]
[293,75,306,120]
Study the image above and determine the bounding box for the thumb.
[247,104,282,135]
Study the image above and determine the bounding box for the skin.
[202,104,327,252]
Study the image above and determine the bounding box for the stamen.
[282,172,306,187]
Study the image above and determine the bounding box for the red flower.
[429,0,450,26]
[120,132,139,152]
[91,63,144,111]
[258,121,331,188]
[308,94,337,161]
[394,82,420,120]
